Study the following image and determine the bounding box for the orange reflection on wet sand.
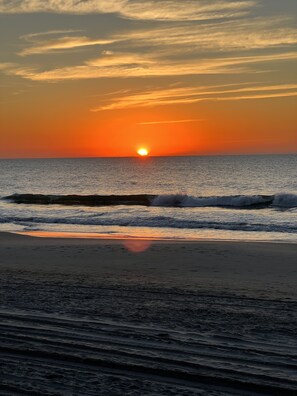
[15,231,153,253]
[122,239,152,253]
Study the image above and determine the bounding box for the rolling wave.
[3,193,154,207]
[3,192,297,209]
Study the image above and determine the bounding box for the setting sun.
[137,148,149,156]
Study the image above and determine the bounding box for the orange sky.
[0,0,296,158]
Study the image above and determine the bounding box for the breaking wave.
[152,194,273,208]
[152,193,297,208]
[3,193,297,209]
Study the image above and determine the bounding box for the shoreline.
[10,230,297,245]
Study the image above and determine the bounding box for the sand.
[0,232,296,395]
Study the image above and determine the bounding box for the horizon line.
[0,152,296,161]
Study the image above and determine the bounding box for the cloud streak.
[90,83,297,111]
[21,30,83,39]
[123,17,297,50]
[0,1,256,21]
[6,51,297,81]
[0,63,16,70]
[19,36,117,56]
[117,1,255,21]
[138,119,205,125]
[18,15,297,59]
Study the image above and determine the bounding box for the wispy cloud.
[17,15,297,59]
[218,91,297,101]
[19,36,117,56]
[0,63,16,70]
[7,51,297,81]
[0,1,256,21]
[118,1,256,21]
[21,29,83,40]
[138,119,205,125]
[90,83,297,111]
[123,17,297,50]
[86,53,154,67]
[0,0,122,15]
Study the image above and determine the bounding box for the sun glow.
[137,148,149,156]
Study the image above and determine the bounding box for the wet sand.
[0,232,296,395]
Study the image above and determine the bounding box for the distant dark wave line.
[3,193,297,209]
[4,193,154,207]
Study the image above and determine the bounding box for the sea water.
[0,154,296,242]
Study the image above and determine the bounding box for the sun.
[137,148,149,157]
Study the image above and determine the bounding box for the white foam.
[151,194,274,208]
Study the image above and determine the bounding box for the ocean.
[0,154,296,242]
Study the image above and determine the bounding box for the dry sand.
[0,232,296,395]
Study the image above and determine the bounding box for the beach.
[0,232,296,395]
[1,0,297,393]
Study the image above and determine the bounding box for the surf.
[4,192,297,209]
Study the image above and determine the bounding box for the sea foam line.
[0,214,296,234]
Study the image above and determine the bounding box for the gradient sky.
[0,0,296,158]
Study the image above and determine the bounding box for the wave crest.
[151,194,275,208]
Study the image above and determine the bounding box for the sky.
[0,0,296,158]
